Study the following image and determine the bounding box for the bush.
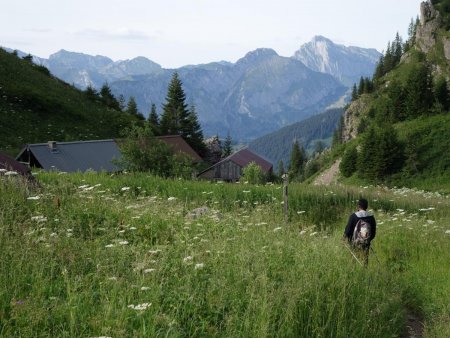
[242,161,265,184]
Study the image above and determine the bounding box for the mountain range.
[4,36,380,142]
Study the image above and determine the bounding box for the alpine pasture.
[0,172,449,337]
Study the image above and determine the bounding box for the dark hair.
[358,198,368,210]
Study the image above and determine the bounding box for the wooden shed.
[198,148,272,182]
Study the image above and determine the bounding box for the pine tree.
[204,135,222,164]
[288,140,306,180]
[148,103,160,135]
[405,63,433,118]
[373,55,385,82]
[357,126,378,181]
[85,85,99,101]
[358,77,365,96]
[160,72,190,136]
[351,84,358,101]
[118,94,126,111]
[340,146,358,177]
[100,83,120,110]
[222,131,233,158]
[185,104,207,157]
[126,96,145,120]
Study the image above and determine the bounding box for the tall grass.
[0,172,449,337]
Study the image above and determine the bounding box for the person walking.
[343,198,376,266]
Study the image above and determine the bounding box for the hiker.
[343,198,376,266]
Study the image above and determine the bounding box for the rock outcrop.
[416,0,442,55]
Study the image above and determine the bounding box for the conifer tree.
[186,104,207,157]
[358,77,365,96]
[222,131,233,158]
[351,84,358,101]
[126,96,145,120]
[288,140,307,180]
[148,103,160,135]
[100,83,120,110]
[118,94,126,111]
[85,85,99,101]
[160,72,190,136]
[434,76,449,111]
[340,146,358,177]
[404,63,433,117]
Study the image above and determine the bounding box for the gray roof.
[16,140,122,172]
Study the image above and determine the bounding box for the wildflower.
[108,276,118,281]
[310,232,318,236]
[50,232,57,237]
[183,256,193,263]
[27,196,41,200]
[31,215,47,222]
[148,249,162,255]
[5,171,18,176]
[121,187,130,191]
[299,230,307,235]
[127,303,151,311]
[195,263,204,270]
[141,286,151,291]
[243,190,250,193]
[427,220,435,224]
[297,211,306,214]
[167,197,176,201]
[445,230,450,235]
[105,244,115,248]
[273,227,282,232]
[119,241,129,245]
[143,268,155,273]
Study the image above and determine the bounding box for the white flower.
[50,232,57,237]
[121,187,130,191]
[310,232,318,236]
[140,286,151,291]
[144,268,156,273]
[5,171,18,176]
[167,197,176,201]
[108,276,118,281]
[243,190,251,193]
[105,244,115,248]
[27,196,40,200]
[427,220,435,224]
[183,256,193,263]
[273,227,282,232]
[299,230,307,235]
[445,230,450,235]
[128,302,151,311]
[78,185,89,189]
[31,215,47,222]
[297,211,306,214]
[119,241,129,245]
[148,249,162,255]
[195,263,204,270]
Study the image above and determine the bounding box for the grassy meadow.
[0,172,449,337]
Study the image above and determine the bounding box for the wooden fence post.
[282,174,289,223]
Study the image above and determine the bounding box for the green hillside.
[0,48,138,155]
[333,1,450,192]
[249,108,343,169]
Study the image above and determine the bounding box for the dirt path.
[313,159,341,186]
[402,309,424,338]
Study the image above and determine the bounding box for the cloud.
[74,28,154,41]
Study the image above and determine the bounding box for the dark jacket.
[344,210,376,242]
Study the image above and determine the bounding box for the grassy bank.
[0,172,449,337]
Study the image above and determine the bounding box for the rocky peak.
[236,48,278,67]
[416,1,442,54]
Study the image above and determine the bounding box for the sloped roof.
[16,140,121,172]
[158,135,202,162]
[199,148,272,176]
[0,151,32,176]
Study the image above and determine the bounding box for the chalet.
[0,150,33,179]
[16,136,202,173]
[198,148,272,182]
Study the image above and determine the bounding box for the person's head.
[357,198,368,210]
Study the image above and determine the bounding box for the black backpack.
[352,218,372,246]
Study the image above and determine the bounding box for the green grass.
[0,172,449,337]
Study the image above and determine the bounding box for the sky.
[0,0,420,68]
